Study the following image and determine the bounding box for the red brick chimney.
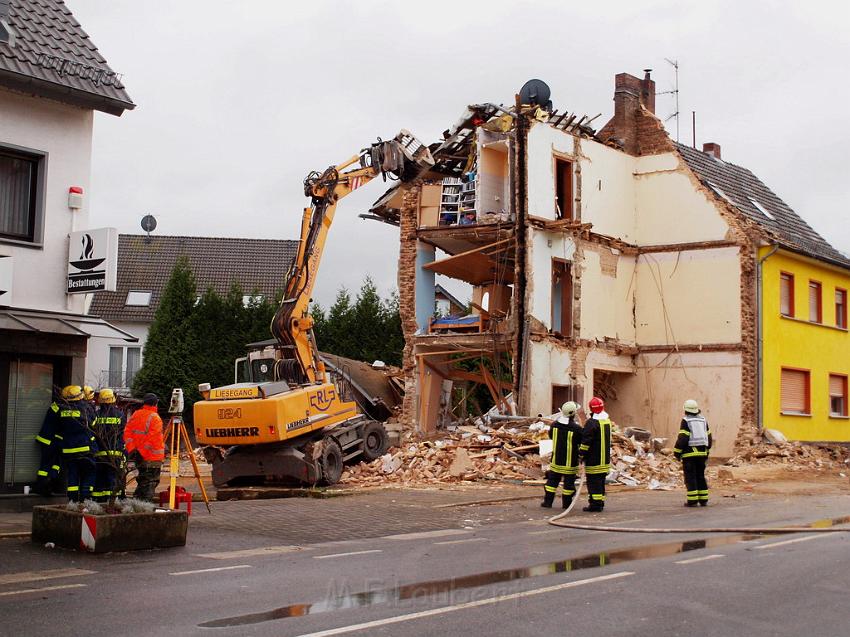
[702,142,721,160]
[599,70,657,155]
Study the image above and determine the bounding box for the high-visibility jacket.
[93,404,126,458]
[58,402,98,456]
[579,412,612,475]
[36,402,61,447]
[549,416,583,475]
[124,405,164,462]
[674,415,712,459]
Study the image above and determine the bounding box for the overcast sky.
[70,0,850,307]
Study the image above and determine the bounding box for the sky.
[69,0,850,307]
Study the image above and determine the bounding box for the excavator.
[193,130,434,487]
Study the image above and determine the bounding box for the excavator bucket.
[369,129,434,182]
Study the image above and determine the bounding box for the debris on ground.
[727,436,850,472]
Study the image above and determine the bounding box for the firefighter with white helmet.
[674,399,712,507]
[542,401,583,509]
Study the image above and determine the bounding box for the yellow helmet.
[83,385,95,401]
[62,385,84,401]
[99,388,116,404]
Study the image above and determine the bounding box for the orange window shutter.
[829,375,845,397]
[809,284,820,322]
[780,276,792,315]
[780,369,807,413]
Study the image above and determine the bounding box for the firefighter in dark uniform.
[34,393,64,496]
[57,385,99,502]
[579,396,612,512]
[541,401,583,509]
[92,388,126,502]
[674,399,712,507]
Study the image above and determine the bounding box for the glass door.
[4,360,53,484]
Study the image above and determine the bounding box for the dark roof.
[676,143,850,269]
[0,0,134,115]
[89,234,299,323]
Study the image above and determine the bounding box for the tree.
[324,287,355,357]
[379,290,404,366]
[350,277,385,363]
[132,256,196,405]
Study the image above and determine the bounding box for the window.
[748,197,776,221]
[242,294,264,307]
[780,368,810,415]
[780,272,794,317]
[829,374,848,417]
[108,346,123,386]
[125,290,152,306]
[554,157,573,220]
[0,146,45,244]
[126,347,141,386]
[108,345,142,388]
[809,280,822,323]
[551,259,572,335]
[836,288,847,329]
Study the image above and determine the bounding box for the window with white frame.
[107,345,142,388]
[242,294,264,307]
[125,290,152,306]
[0,145,45,244]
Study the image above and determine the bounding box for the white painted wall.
[578,140,637,241]
[526,229,576,330]
[526,123,574,219]
[527,339,573,416]
[85,321,149,389]
[635,247,742,345]
[578,248,637,343]
[633,153,730,245]
[0,88,94,314]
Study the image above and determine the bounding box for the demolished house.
[367,71,850,458]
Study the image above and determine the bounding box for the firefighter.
[124,393,164,502]
[57,385,98,502]
[579,396,612,512]
[83,385,97,423]
[542,401,583,509]
[92,388,126,502]
[674,399,712,507]
[34,392,63,496]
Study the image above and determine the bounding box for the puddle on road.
[198,514,850,629]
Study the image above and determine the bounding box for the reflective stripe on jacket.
[549,417,583,475]
[36,402,61,446]
[58,403,98,455]
[93,405,126,456]
[674,416,712,459]
[579,414,612,474]
[124,405,164,461]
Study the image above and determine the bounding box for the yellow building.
[761,248,850,441]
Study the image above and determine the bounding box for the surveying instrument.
[165,388,211,513]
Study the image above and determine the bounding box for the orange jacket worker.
[124,393,164,501]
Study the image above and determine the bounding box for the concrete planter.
[31,505,188,553]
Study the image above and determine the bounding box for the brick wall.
[397,182,422,430]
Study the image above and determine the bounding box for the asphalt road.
[1,491,848,637]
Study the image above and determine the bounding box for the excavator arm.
[270,130,433,386]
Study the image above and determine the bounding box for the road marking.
[313,550,382,560]
[170,565,252,576]
[383,529,469,541]
[0,583,87,597]
[675,554,725,565]
[0,568,96,586]
[434,537,488,546]
[295,571,634,637]
[194,545,309,560]
[754,534,838,551]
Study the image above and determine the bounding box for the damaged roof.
[89,234,298,322]
[677,143,850,269]
[0,0,134,115]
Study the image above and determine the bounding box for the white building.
[0,0,134,490]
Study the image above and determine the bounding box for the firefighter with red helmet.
[579,396,612,512]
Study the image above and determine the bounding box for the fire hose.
[547,467,850,534]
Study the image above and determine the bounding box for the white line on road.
[194,545,309,560]
[383,529,470,541]
[0,583,87,597]
[754,534,838,551]
[170,565,252,576]
[294,571,635,637]
[675,554,725,565]
[433,537,488,546]
[0,568,96,586]
[313,550,382,560]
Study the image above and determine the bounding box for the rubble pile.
[339,421,685,489]
[728,435,850,472]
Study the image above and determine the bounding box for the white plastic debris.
[529,422,549,432]
[476,434,492,443]
[648,479,675,491]
[538,439,553,459]
[621,455,637,464]
[371,360,386,368]
[380,453,402,474]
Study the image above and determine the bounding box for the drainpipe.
[756,244,779,431]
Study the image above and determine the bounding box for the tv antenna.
[656,58,680,142]
[140,214,157,243]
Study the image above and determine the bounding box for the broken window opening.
[554,157,573,220]
[551,259,572,336]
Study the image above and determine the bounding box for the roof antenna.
[140,214,157,244]
[656,58,680,142]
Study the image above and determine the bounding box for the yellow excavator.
[193,130,433,487]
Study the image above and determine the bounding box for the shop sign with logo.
[67,227,118,294]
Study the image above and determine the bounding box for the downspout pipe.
[756,244,779,431]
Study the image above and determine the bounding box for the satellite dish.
[140,214,157,233]
[519,79,552,110]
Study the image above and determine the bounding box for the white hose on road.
[547,467,585,524]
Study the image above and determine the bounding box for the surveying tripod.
[164,389,211,513]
